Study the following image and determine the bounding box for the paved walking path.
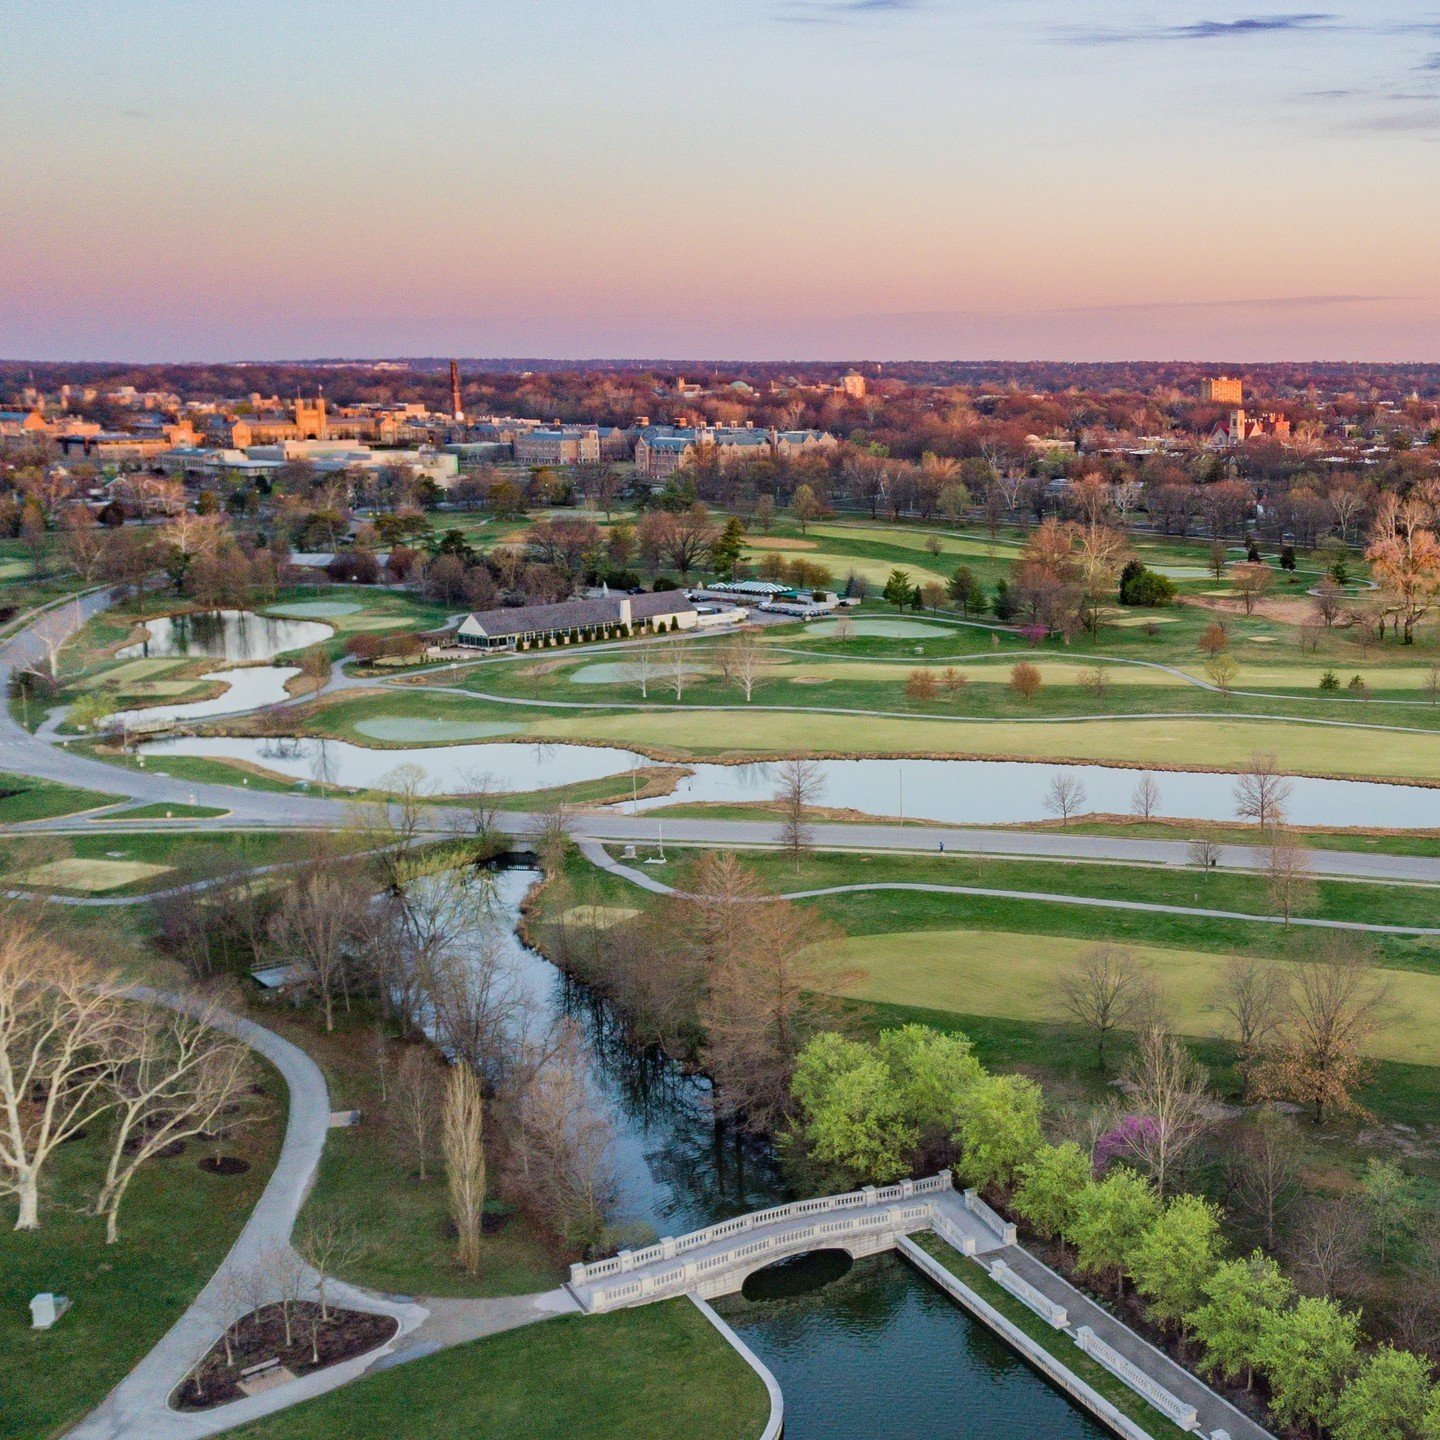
[65,990,572,1440]
[579,840,1440,935]
[987,1243,1272,1440]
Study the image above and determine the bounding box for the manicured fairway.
[814,926,1440,1064]
[526,709,1440,779]
[0,772,120,823]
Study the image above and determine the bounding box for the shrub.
[1118,560,1176,607]
[1319,670,1340,692]
[1009,662,1043,701]
[905,669,938,702]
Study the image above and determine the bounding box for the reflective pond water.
[485,866,1107,1440]
[135,732,1440,827]
[112,667,302,730]
[115,609,333,661]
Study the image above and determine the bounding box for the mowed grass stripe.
[815,926,1440,1065]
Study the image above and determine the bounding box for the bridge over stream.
[565,1173,1013,1312]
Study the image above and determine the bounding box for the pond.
[134,733,1440,827]
[483,868,1106,1439]
[115,610,333,662]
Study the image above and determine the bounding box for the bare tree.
[1130,773,1161,822]
[623,641,658,699]
[1265,827,1316,926]
[1234,753,1293,828]
[443,1063,486,1275]
[775,758,824,870]
[97,1004,256,1243]
[1044,771,1086,826]
[509,1020,617,1250]
[1116,1028,1213,1196]
[269,870,366,1032]
[1188,830,1224,873]
[1288,1200,1366,1299]
[665,639,693,701]
[294,1207,366,1321]
[208,1262,252,1369]
[1056,943,1154,1070]
[422,926,519,1080]
[0,922,120,1229]
[1228,1110,1301,1250]
[256,1241,308,1348]
[726,629,775,702]
[1212,954,1290,1078]
[390,1046,442,1180]
[455,770,502,847]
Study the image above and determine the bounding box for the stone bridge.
[566,1173,1014,1313]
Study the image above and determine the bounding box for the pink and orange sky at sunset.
[4,0,1440,361]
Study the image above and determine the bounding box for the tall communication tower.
[449,360,464,422]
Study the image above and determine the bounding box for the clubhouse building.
[452,589,698,651]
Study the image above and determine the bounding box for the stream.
[487,866,1107,1439]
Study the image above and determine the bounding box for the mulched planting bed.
[197,1155,250,1176]
[176,1302,398,1410]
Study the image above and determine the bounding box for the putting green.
[266,601,364,618]
[806,619,954,639]
[815,927,1440,1065]
[15,858,173,893]
[353,718,522,742]
[569,661,708,685]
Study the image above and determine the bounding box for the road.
[5,589,1440,886]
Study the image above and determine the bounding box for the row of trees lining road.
[0,916,257,1238]
[789,1017,1439,1440]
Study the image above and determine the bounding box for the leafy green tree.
[876,1025,981,1157]
[882,568,915,610]
[1131,1193,1223,1327]
[1013,1142,1092,1243]
[1254,1295,1361,1434]
[791,1033,915,1183]
[1065,1168,1160,1294]
[1334,1345,1433,1440]
[952,1072,1043,1193]
[1187,1251,1293,1390]
[1361,1157,1420,1264]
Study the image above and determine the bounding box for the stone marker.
[31,1292,71,1329]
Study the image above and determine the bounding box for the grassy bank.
[225,1300,771,1440]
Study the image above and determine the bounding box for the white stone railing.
[569,1172,953,1287]
[963,1188,1017,1245]
[576,1199,938,1313]
[930,1206,977,1257]
[1075,1326,1200,1430]
[988,1259,1067,1329]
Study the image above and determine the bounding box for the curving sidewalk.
[577,841,1440,936]
[66,989,428,1440]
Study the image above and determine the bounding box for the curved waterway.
[136,732,1440,827]
[487,867,1105,1439]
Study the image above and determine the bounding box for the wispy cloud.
[1058,13,1337,46]
[1057,295,1405,314]
[775,0,924,23]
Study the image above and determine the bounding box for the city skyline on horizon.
[5,0,1440,363]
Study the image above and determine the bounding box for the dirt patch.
[1181,593,1315,626]
[177,1302,398,1410]
[14,858,173,893]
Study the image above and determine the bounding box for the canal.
[487,866,1107,1440]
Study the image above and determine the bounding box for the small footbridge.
[566,1173,1013,1313]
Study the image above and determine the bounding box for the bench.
[239,1357,281,1380]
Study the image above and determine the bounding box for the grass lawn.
[225,1300,770,1440]
[815,925,1440,1066]
[909,1237,1194,1440]
[0,772,120,823]
[0,1062,282,1440]
[107,801,232,821]
[266,1007,566,1300]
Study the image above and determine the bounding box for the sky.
[3,0,1439,362]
